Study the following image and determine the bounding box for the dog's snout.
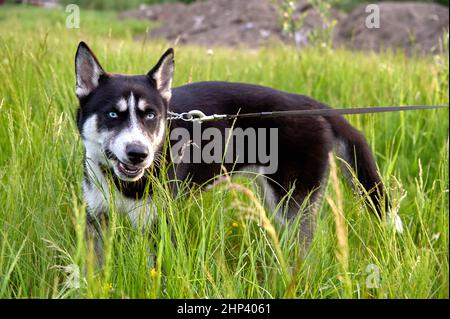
[126,143,149,164]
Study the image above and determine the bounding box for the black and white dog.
[75,42,402,261]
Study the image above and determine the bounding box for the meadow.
[0,5,448,298]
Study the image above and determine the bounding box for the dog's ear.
[75,42,105,98]
[147,48,174,102]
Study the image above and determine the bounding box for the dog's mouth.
[117,162,144,178]
[104,148,150,182]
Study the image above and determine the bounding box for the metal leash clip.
[167,111,187,121]
[168,110,228,123]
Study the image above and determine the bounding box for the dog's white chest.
[82,169,156,228]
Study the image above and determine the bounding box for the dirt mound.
[120,0,340,48]
[335,2,449,54]
[148,0,280,47]
[118,3,187,22]
[120,1,449,53]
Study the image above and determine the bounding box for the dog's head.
[75,42,174,182]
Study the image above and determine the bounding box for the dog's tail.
[326,114,403,232]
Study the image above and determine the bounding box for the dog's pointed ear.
[147,48,174,102]
[75,42,105,98]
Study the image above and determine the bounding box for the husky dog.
[75,42,402,262]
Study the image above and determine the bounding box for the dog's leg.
[237,165,325,254]
[85,212,108,267]
[270,155,330,254]
[267,116,333,254]
[284,185,325,254]
[127,203,158,268]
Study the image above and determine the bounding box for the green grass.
[0,5,448,298]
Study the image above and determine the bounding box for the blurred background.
[1,0,448,54]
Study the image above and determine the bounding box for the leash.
[168,105,448,123]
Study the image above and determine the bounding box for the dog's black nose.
[126,143,149,164]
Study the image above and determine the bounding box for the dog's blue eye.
[108,112,118,119]
[145,112,156,120]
